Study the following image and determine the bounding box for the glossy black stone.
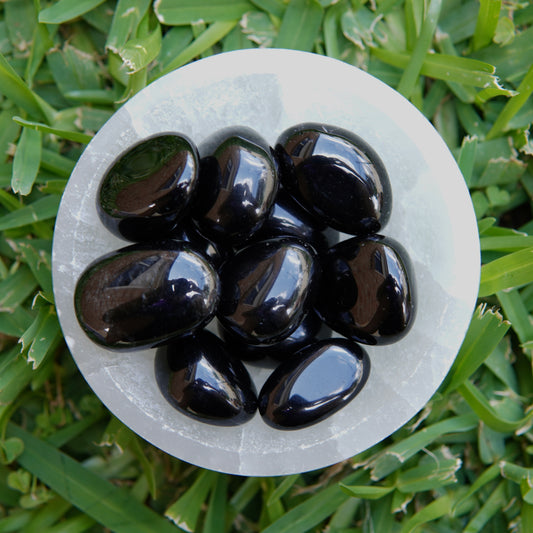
[258,338,370,429]
[218,237,320,345]
[315,235,415,345]
[253,188,334,253]
[154,331,257,426]
[219,310,327,362]
[170,220,229,269]
[97,134,199,241]
[192,126,278,244]
[74,242,219,349]
[275,123,391,235]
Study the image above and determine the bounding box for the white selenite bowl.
[52,49,480,476]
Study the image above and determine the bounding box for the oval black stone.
[218,237,320,345]
[154,331,257,426]
[275,123,391,235]
[315,235,415,345]
[192,126,278,244]
[97,133,199,241]
[258,338,370,429]
[74,242,219,349]
[219,310,326,362]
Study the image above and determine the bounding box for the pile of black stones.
[74,122,416,430]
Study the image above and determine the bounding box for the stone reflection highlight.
[316,235,415,345]
[192,126,278,244]
[97,134,199,241]
[218,237,320,345]
[74,243,219,349]
[155,331,257,425]
[258,338,370,429]
[275,123,391,235]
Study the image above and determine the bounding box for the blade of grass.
[25,23,55,88]
[497,289,533,346]
[154,0,254,25]
[156,21,238,78]
[5,423,179,533]
[261,469,365,533]
[274,0,323,51]
[479,247,533,297]
[4,0,37,52]
[366,414,478,480]
[46,43,102,96]
[372,48,501,89]
[105,0,151,53]
[118,15,162,74]
[11,128,42,196]
[25,307,62,369]
[396,457,461,493]
[165,470,218,532]
[441,304,510,394]
[250,0,285,19]
[458,380,533,433]
[452,462,501,513]
[0,53,55,123]
[202,474,228,533]
[266,474,300,507]
[0,266,38,313]
[12,117,92,145]
[339,483,395,500]
[457,135,478,186]
[480,235,533,252]
[486,64,533,140]
[472,0,502,51]
[40,149,75,178]
[0,195,60,232]
[463,481,507,532]
[399,494,453,533]
[471,25,533,82]
[396,0,442,98]
[38,0,108,25]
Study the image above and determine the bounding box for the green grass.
[0,0,532,531]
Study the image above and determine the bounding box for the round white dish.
[52,49,480,476]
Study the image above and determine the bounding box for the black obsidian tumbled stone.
[315,235,415,346]
[275,123,391,235]
[258,338,370,429]
[74,242,219,349]
[192,126,278,245]
[97,133,199,241]
[219,310,326,362]
[218,237,320,345]
[155,331,257,426]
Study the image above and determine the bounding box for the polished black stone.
[170,220,229,269]
[97,134,199,241]
[218,237,320,345]
[192,126,278,244]
[154,330,257,426]
[219,310,327,362]
[74,242,219,349]
[275,123,391,235]
[258,338,370,429]
[315,235,415,345]
[253,188,334,253]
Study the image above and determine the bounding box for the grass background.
[0,0,533,531]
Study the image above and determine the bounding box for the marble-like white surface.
[52,49,480,476]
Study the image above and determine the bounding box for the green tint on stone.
[97,133,200,241]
